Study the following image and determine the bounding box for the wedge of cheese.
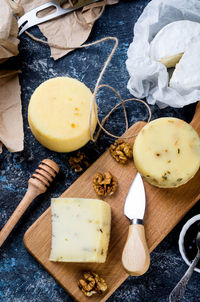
[49,198,111,263]
[28,77,97,152]
[150,20,200,68]
[133,118,200,188]
[170,42,200,93]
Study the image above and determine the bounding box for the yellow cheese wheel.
[133,117,200,188]
[28,77,97,152]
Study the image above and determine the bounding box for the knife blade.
[18,0,101,36]
[122,172,150,276]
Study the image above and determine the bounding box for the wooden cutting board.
[24,103,200,302]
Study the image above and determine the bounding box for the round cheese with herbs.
[28,77,97,152]
[133,117,200,188]
[150,20,200,68]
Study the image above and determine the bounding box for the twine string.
[93,84,129,141]
[23,1,152,141]
[94,96,152,140]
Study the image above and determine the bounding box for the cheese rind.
[170,42,200,93]
[49,198,111,263]
[150,20,200,68]
[133,118,200,188]
[28,77,97,152]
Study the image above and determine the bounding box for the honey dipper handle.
[0,184,41,247]
[122,224,150,276]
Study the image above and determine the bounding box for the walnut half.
[93,171,117,196]
[68,151,90,172]
[78,272,107,297]
[109,139,133,164]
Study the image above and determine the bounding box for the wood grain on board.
[24,102,200,302]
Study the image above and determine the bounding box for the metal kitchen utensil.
[121,172,150,276]
[169,232,200,302]
[18,0,101,36]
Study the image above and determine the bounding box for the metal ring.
[131,218,143,225]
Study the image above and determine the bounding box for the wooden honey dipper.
[0,159,59,247]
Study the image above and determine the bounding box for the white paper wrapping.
[126,0,200,108]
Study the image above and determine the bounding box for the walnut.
[93,272,107,293]
[68,151,90,172]
[93,171,117,196]
[109,139,133,164]
[78,272,107,297]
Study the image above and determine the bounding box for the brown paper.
[21,0,119,60]
[0,0,20,63]
[0,0,24,153]
[0,71,24,153]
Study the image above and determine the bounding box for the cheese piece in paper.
[49,198,111,263]
[170,42,200,93]
[133,118,200,188]
[150,20,200,68]
[126,0,200,108]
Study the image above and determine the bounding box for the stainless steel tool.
[169,232,200,302]
[18,0,100,36]
[121,172,150,276]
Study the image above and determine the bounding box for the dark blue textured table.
[0,1,200,301]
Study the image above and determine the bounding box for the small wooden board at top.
[24,103,200,302]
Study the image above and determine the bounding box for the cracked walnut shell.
[93,171,117,196]
[78,272,107,297]
[109,139,133,164]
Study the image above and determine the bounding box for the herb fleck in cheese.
[49,198,111,263]
[133,117,200,188]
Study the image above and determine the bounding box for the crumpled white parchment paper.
[126,0,200,108]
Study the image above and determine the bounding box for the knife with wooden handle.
[122,172,150,276]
